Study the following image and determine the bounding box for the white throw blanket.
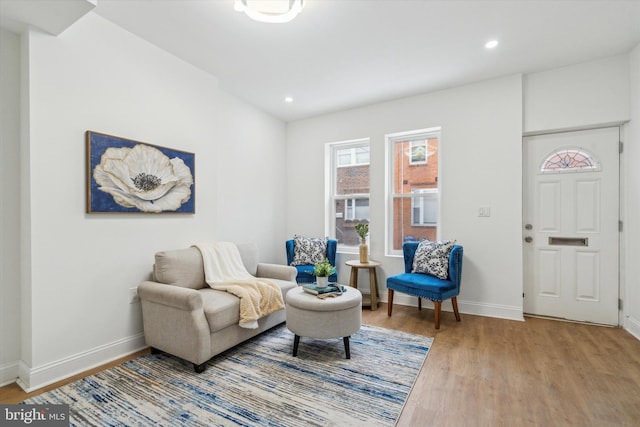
[194,242,284,329]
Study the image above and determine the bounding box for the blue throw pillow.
[412,240,455,279]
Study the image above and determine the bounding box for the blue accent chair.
[286,239,338,284]
[387,242,463,329]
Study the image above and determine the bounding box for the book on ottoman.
[302,284,345,295]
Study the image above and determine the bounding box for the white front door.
[523,127,619,325]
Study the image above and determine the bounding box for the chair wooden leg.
[452,296,461,322]
[418,297,422,311]
[387,289,394,316]
[434,301,442,329]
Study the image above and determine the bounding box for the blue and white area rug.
[25,324,432,426]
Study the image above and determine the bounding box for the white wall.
[213,90,288,249]
[0,29,22,386]
[286,75,524,321]
[13,12,286,391]
[625,44,640,339]
[523,55,630,133]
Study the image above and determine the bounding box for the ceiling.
[6,1,640,122]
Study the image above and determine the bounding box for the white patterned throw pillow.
[291,235,328,266]
[411,240,456,279]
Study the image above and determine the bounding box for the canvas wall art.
[86,131,195,213]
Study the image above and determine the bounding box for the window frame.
[325,138,371,252]
[385,127,441,256]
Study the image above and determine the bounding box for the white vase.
[316,276,328,288]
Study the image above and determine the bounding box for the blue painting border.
[86,131,195,213]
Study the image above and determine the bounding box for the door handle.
[524,236,533,243]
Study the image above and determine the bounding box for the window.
[345,198,370,221]
[540,147,600,173]
[411,189,438,226]
[386,128,440,255]
[409,140,428,165]
[338,146,370,166]
[326,139,370,250]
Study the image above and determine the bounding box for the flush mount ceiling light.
[234,0,304,23]
[485,40,499,49]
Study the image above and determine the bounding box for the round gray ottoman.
[286,286,362,359]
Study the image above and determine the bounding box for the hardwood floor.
[363,304,640,427]
[0,349,150,405]
[2,304,640,426]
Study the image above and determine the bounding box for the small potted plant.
[355,223,369,263]
[355,223,369,242]
[313,258,336,288]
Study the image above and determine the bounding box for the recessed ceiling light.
[485,40,499,49]
[285,97,293,103]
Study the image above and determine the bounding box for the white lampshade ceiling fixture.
[234,0,304,23]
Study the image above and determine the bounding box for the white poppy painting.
[86,131,195,213]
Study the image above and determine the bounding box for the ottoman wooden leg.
[293,334,300,357]
[343,336,351,359]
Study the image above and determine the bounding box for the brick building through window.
[335,164,369,246]
[391,137,439,250]
[332,143,370,248]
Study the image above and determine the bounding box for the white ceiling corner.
[0,0,96,36]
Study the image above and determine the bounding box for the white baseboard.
[457,300,524,321]
[624,315,640,341]
[17,333,147,393]
[386,293,524,322]
[0,361,19,387]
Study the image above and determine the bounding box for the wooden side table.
[345,260,381,310]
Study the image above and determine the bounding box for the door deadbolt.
[525,224,533,230]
